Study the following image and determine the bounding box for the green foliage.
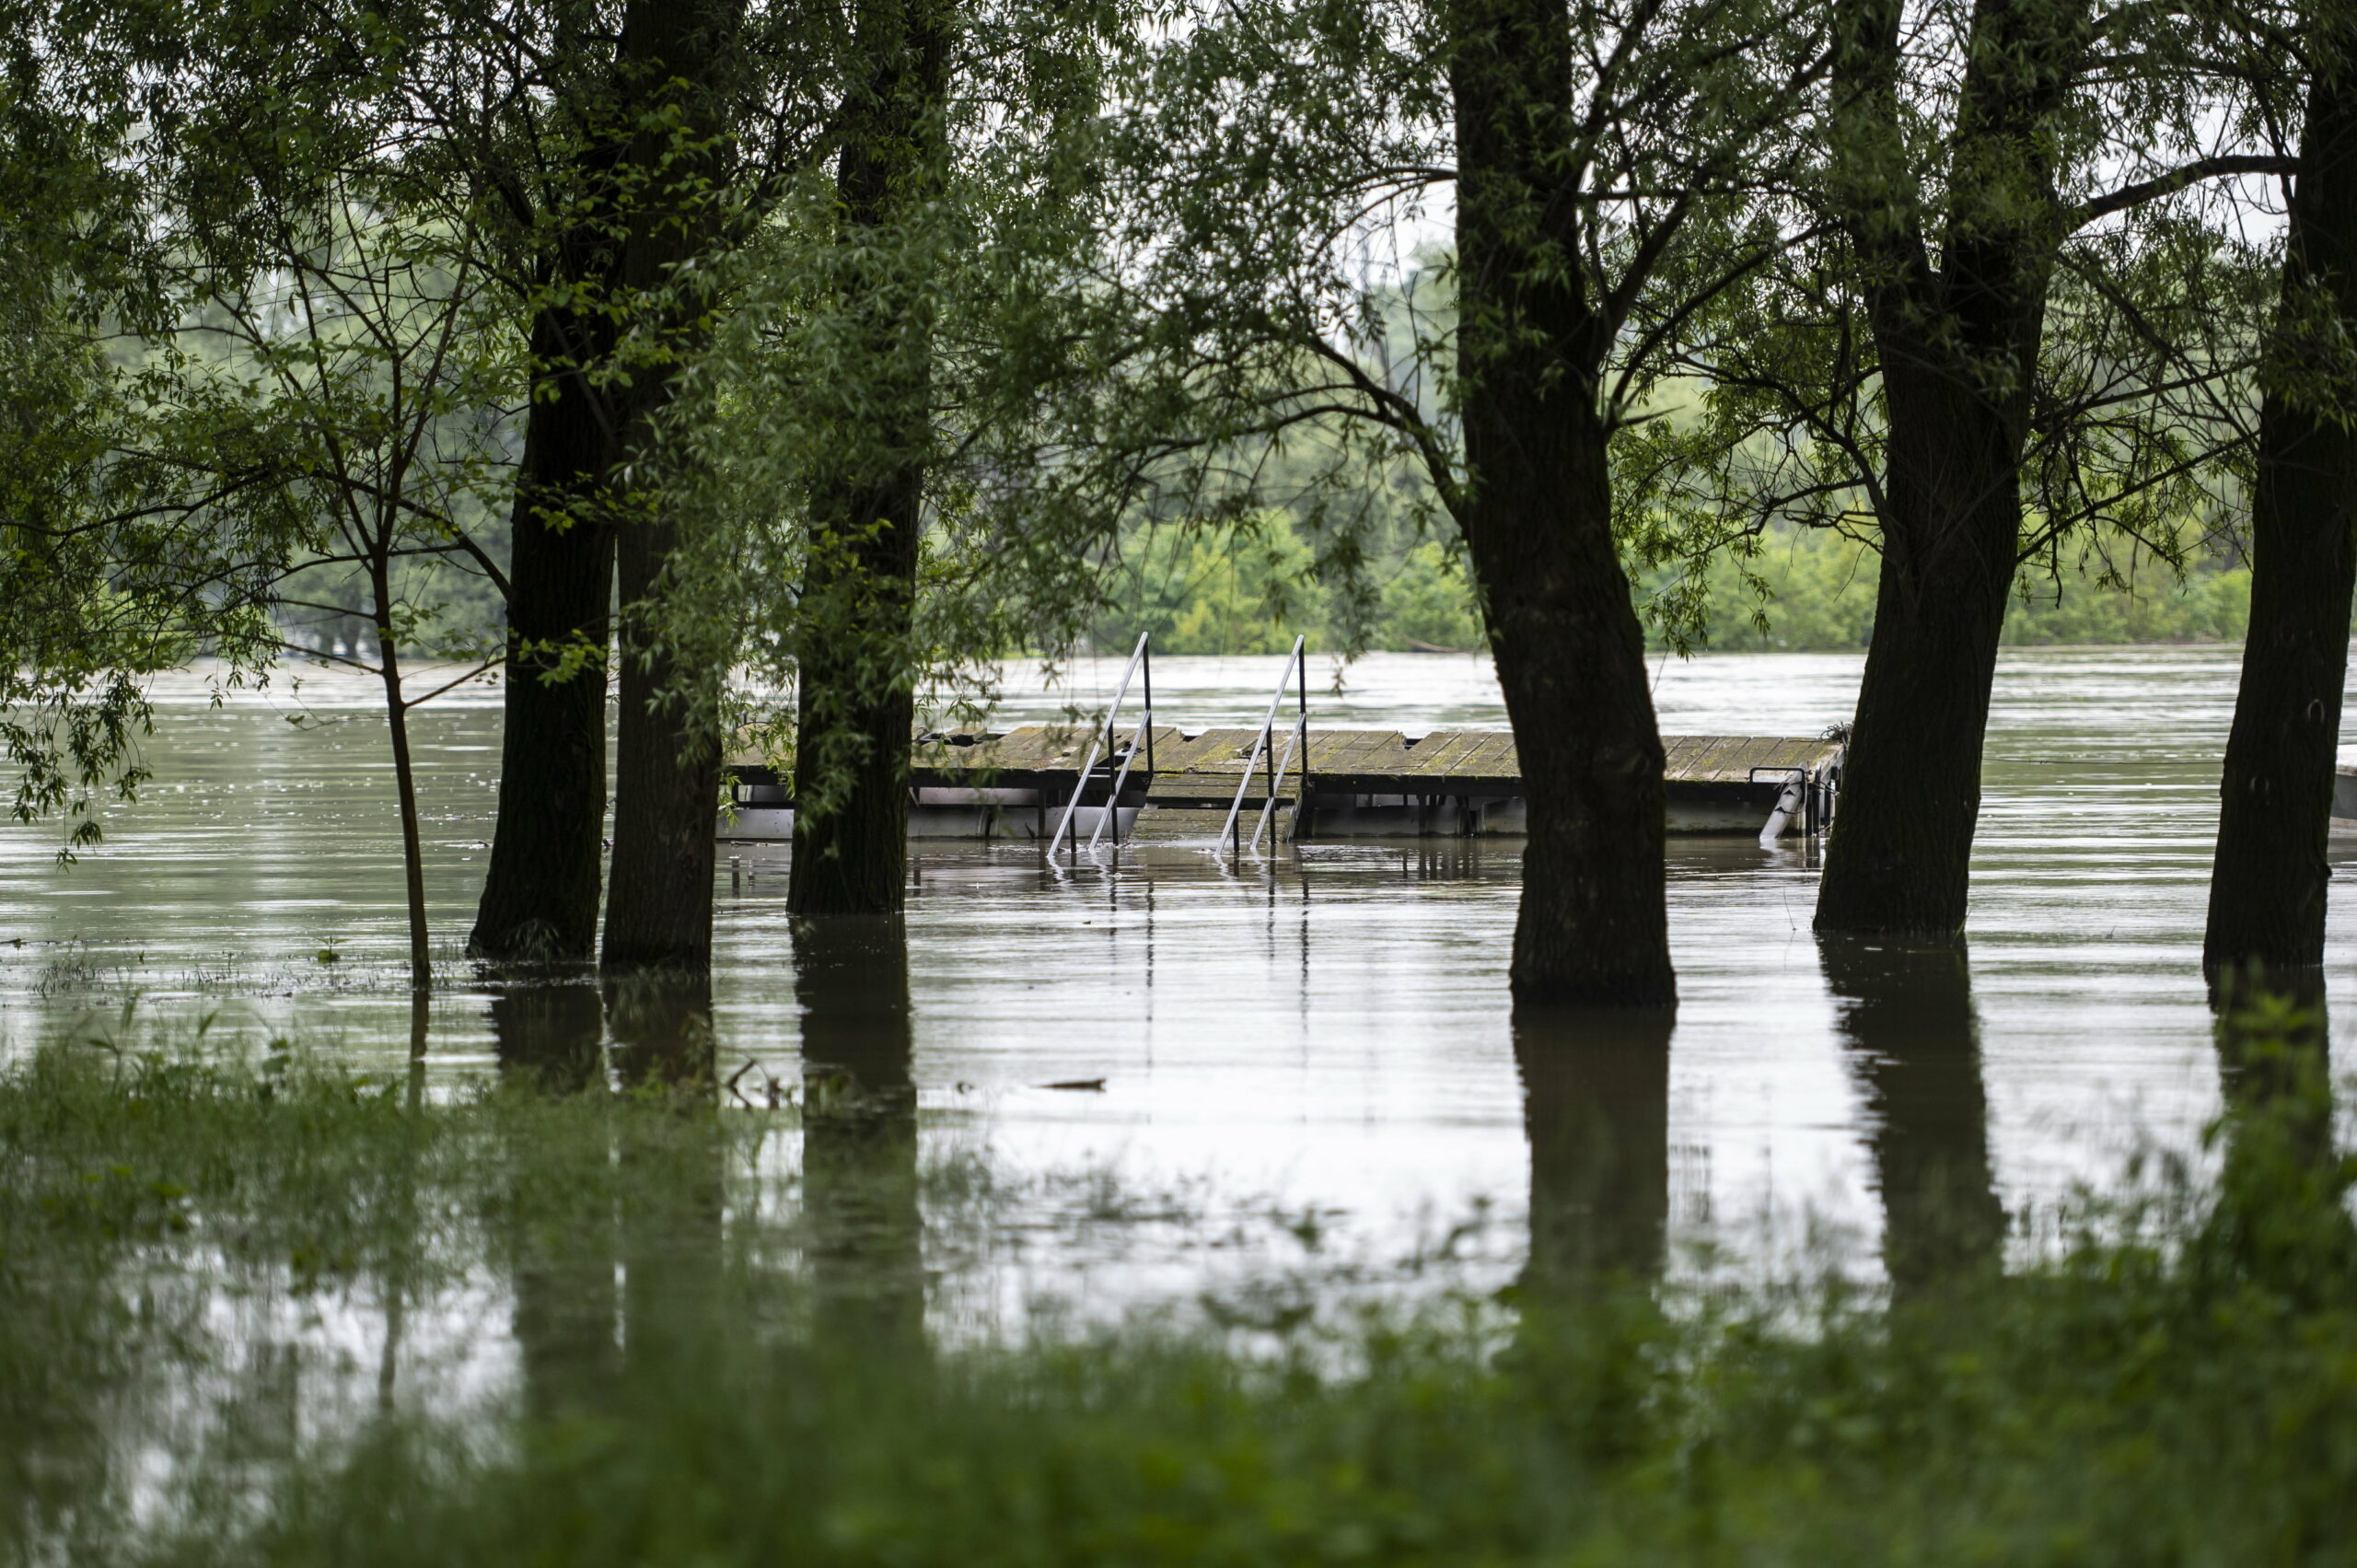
[0,1031,2351,1565]
[1648,527,2256,652]
[1088,509,2256,655]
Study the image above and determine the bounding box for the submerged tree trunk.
[786,0,948,918]
[1448,0,1675,1006]
[1813,375,2022,934]
[470,305,619,963]
[601,0,740,972]
[606,511,726,968]
[1812,0,2076,936]
[2204,40,2357,978]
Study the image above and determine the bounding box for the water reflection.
[488,977,618,1413]
[380,994,430,1411]
[1819,938,2005,1299]
[608,974,727,1384]
[606,969,717,1091]
[794,917,925,1349]
[2208,965,2339,1178]
[488,972,607,1095]
[1514,1007,1674,1294]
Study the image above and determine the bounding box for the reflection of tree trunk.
[1448,0,1675,1005]
[379,993,431,1412]
[1818,937,2004,1303]
[2211,969,2338,1182]
[2204,32,2357,977]
[608,973,727,1385]
[490,978,618,1416]
[2205,977,2350,1310]
[1514,1006,1674,1297]
[490,975,609,1095]
[605,969,718,1093]
[794,917,925,1350]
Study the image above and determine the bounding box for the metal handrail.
[1049,632,1152,856]
[1089,703,1154,850]
[1220,634,1308,854]
[1254,709,1307,851]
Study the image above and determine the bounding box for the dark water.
[2,645,2352,1313]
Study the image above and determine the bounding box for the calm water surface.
[4,645,2353,1306]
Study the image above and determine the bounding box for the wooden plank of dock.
[743,725,1841,797]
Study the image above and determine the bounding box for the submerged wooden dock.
[723,725,1843,844]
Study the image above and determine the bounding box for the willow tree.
[1644,0,2288,937]
[1114,0,1825,1004]
[2206,0,2357,981]
[0,0,306,854]
[644,0,1156,921]
[465,0,733,964]
[784,0,953,917]
[598,0,758,971]
[1808,0,2290,935]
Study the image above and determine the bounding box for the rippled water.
[3,645,2351,1297]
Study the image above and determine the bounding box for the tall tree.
[459,0,827,961]
[1657,0,2286,937]
[785,0,951,916]
[466,10,647,963]
[1119,0,1824,1003]
[642,0,1155,923]
[2204,1,2357,979]
[1446,0,1673,1004]
[1808,0,2096,935]
[600,0,749,970]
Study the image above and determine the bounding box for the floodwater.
[2,644,2352,1314]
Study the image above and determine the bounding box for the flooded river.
[1,645,2351,1315]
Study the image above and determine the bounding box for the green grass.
[5,1030,2354,1567]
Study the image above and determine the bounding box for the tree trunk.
[601,0,739,972]
[1813,0,2077,935]
[2204,42,2357,978]
[606,513,726,969]
[470,16,680,964]
[1449,0,1675,1006]
[372,563,433,992]
[786,0,947,918]
[1813,378,2022,934]
[469,301,617,962]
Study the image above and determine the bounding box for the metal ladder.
[1048,631,1155,855]
[1220,633,1309,854]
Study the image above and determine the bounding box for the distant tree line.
[3,0,2351,1005]
[1091,507,2256,654]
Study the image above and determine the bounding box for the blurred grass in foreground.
[3,1022,2353,1568]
